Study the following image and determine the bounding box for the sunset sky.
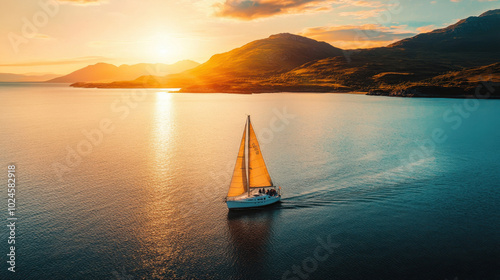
[1,0,498,75]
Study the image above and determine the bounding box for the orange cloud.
[416,25,436,33]
[339,8,385,19]
[336,0,384,8]
[34,33,52,39]
[300,24,415,49]
[213,0,332,20]
[58,0,106,5]
[213,0,385,20]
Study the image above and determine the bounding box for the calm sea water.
[0,83,499,280]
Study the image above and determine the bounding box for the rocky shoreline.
[367,84,500,99]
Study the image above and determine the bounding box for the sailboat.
[226,116,281,210]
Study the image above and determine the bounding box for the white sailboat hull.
[226,194,281,209]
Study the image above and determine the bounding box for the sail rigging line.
[247,116,251,194]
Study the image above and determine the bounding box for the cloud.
[338,8,385,19]
[213,0,331,20]
[300,24,416,49]
[336,0,384,8]
[58,0,106,5]
[212,0,385,20]
[416,25,435,33]
[86,40,138,49]
[0,56,112,67]
[33,33,52,39]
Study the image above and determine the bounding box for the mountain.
[48,60,199,83]
[72,9,500,97]
[271,9,500,93]
[0,73,59,82]
[187,33,343,79]
[389,9,500,52]
[273,45,499,91]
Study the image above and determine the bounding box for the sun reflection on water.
[152,91,174,163]
[131,91,181,278]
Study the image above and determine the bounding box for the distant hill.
[0,73,59,82]
[48,60,199,83]
[187,33,343,80]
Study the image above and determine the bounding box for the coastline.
[68,82,500,99]
[367,84,500,99]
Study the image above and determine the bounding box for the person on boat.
[259,189,262,194]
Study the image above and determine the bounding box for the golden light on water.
[152,91,174,169]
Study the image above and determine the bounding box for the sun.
[154,43,178,61]
[148,34,183,63]
[157,47,170,57]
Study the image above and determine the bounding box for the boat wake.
[276,157,436,210]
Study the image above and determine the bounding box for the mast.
[247,115,251,197]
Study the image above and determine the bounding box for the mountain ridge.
[48,60,199,83]
[388,9,500,52]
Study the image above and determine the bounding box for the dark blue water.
[1,84,499,279]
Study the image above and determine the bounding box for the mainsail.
[248,117,273,188]
[227,122,248,197]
